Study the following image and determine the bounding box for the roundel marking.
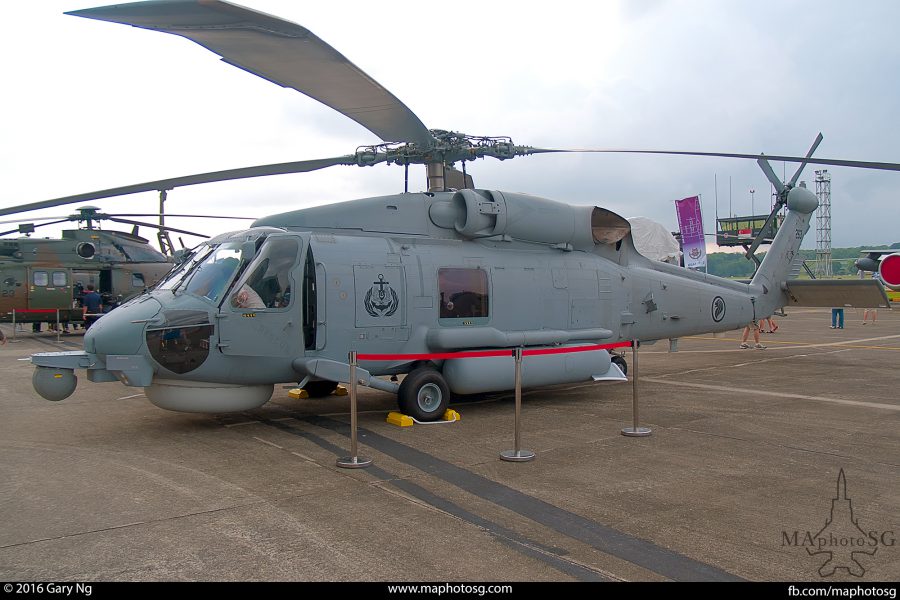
[711,296,726,323]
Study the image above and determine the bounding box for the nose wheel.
[398,367,449,422]
[611,354,627,376]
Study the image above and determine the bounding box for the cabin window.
[229,237,299,310]
[438,268,489,319]
[132,273,146,288]
[33,271,49,287]
[52,271,67,287]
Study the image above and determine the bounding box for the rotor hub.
[354,130,536,169]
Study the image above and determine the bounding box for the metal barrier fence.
[334,341,649,469]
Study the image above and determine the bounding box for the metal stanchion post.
[622,339,652,437]
[501,347,536,462]
[337,350,373,469]
[56,309,61,343]
[11,309,16,341]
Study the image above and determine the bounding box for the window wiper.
[171,249,211,294]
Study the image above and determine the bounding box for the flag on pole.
[675,195,707,270]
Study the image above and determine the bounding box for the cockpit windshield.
[155,246,213,292]
[180,243,243,303]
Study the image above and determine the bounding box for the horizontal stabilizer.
[784,280,891,308]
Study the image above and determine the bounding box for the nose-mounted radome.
[84,295,163,356]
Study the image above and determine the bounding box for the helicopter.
[0,206,209,328]
[15,0,897,421]
[855,249,900,301]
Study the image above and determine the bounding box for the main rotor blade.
[68,1,435,148]
[0,154,356,217]
[107,217,209,238]
[531,148,900,172]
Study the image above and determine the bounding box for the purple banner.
[675,195,707,269]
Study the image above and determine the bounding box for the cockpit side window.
[229,237,299,311]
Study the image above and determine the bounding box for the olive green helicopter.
[0,205,251,328]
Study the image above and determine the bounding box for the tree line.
[705,243,900,278]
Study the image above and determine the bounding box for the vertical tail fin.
[750,185,818,317]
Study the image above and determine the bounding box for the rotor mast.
[426,162,446,192]
[157,189,174,256]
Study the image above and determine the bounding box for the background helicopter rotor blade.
[107,217,209,238]
[68,0,436,148]
[0,154,357,218]
[0,215,69,226]
[109,213,258,220]
[529,147,900,172]
[0,219,71,237]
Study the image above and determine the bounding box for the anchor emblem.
[364,274,399,317]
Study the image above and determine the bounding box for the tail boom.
[750,186,819,317]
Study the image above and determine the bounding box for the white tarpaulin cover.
[628,216,681,264]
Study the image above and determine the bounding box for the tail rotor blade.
[757,157,785,195]
[788,132,824,188]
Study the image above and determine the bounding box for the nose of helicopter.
[84,296,163,356]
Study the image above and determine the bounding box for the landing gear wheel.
[303,380,339,398]
[611,355,627,376]
[398,368,449,422]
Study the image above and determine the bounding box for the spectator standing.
[831,307,844,329]
[82,285,103,330]
[740,321,766,349]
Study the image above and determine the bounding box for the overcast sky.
[2,0,898,252]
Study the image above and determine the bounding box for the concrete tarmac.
[0,307,897,581]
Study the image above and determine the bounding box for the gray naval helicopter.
[21,0,896,421]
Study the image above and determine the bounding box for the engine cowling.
[428,189,631,250]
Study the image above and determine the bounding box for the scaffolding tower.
[814,170,832,277]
